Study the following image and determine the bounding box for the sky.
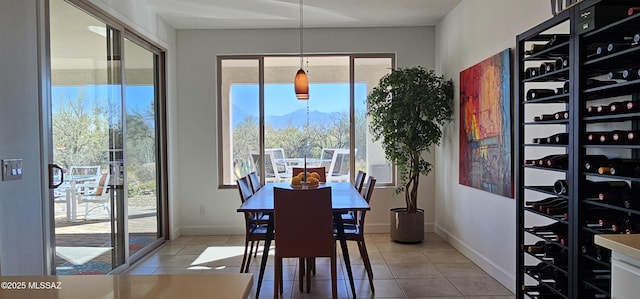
[231,82,369,117]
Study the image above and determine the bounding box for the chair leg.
[274,257,281,299]
[254,240,260,257]
[298,258,304,292]
[331,252,338,299]
[305,258,311,293]
[358,240,375,292]
[245,241,255,273]
[240,239,250,273]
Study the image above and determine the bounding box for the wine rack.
[516,1,640,298]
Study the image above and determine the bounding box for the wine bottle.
[608,70,628,80]
[537,198,567,212]
[629,7,640,15]
[586,132,604,144]
[533,114,554,121]
[582,244,611,263]
[527,88,557,100]
[586,78,617,88]
[620,130,640,144]
[525,66,539,78]
[547,132,568,144]
[523,154,561,166]
[554,110,569,120]
[525,43,546,56]
[526,197,563,209]
[524,263,559,280]
[532,137,548,144]
[599,130,627,144]
[547,34,569,47]
[612,217,640,233]
[546,202,568,216]
[607,42,634,53]
[525,241,553,254]
[609,101,631,113]
[545,154,568,168]
[531,222,566,234]
[521,240,546,252]
[585,105,607,116]
[584,155,609,172]
[539,62,555,74]
[555,56,568,70]
[553,179,568,195]
[562,80,569,94]
[627,68,640,80]
[608,158,640,177]
[588,180,630,198]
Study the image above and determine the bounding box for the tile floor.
[127,233,514,298]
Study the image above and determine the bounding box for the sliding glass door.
[48,0,165,274]
[123,37,163,259]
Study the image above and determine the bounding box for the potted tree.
[367,66,453,243]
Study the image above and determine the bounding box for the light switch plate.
[1,159,23,181]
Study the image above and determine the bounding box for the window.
[217,54,394,187]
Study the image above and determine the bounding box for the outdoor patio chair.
[76,172,111,220]
[326,148,352,182]
[250,152,292,183]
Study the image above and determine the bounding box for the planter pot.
[389,208,424,243]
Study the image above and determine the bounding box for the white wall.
[434,0,553,292]
[0,0,47,275]
[175,27,438,236]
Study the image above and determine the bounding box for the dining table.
[237,181,370,298]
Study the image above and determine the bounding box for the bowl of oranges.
[291,171,321,188]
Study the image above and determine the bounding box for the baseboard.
[180,226,245,235]
[435,225,516,293]
[365,222,435,234]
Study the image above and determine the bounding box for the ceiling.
[139,0,462,29]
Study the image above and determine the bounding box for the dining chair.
[247,171,261,193]
[273,186,337,298]
[291,166,326,182]
[354,170,366,194]
[237,176,268,273]
[342,176,377,292]
[341,170,367,225]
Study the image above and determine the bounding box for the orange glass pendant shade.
[294,69,309,100]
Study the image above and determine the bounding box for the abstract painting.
[459,49,513,198]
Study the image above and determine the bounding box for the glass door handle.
[48,164,64,188]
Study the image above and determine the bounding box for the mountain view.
[232,105,345,129]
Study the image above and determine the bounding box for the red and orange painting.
[459,49,513,198]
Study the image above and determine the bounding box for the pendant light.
[294,0,309,100]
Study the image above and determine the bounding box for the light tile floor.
[127,233,514,298]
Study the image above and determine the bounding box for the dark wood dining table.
[237,181,370,298]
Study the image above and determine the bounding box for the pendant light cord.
[299,0,304,69]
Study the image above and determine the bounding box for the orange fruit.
[291,176,302,185]
[310,172,320,179]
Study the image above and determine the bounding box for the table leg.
[255,213,274,299]
[333,211,356,298]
